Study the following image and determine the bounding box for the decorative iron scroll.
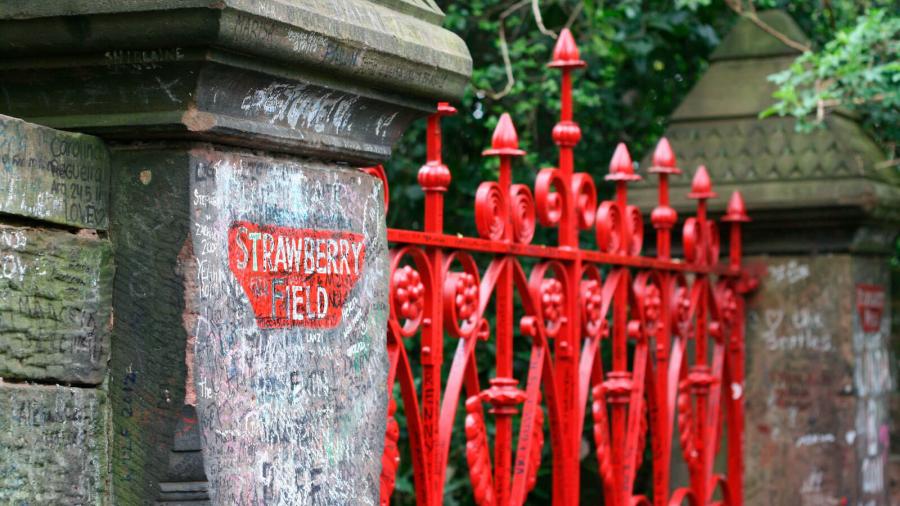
[369,29,753,506]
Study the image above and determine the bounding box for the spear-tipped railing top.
[606,143,641,207]
[649,137,681,259]
[549,28,586,150]
[722,191,750,223]
[548,28,586,70]
[483,112,526,158]
[688,165,716,223]
[418,102,458,193]
[483,112,525,190]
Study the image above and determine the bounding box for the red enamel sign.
[857,284,885,333]
[228,221,365,329]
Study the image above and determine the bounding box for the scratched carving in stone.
[185,149,388,505]
[0,384,107,504]
[745,256,893,505]
[0,115,109,229]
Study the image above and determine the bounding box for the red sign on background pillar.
[856,284,885,333]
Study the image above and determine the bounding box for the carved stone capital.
[0,0,472,164]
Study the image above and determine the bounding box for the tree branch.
[745,11,811,52]
[564,3,584,30]
[474,0,566,101]
[474,0,530,100]
[532,0,558,39]
[724,0,811,53]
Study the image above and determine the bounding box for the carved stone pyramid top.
[0,0,472,164]
[631,10,899,253]
[638,10,888,187]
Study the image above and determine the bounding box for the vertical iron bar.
[724,191,749,506]
[548,29,585,506]
[649,138,681,505]
[418,103,456,505]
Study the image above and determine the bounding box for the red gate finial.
[723,191,750,271]
[651,137,678,171]
[607,143,639,179]
[419,102,457,234]
[548,28,586,69]
[483,113,526,157]
[724,191,748,222]
[681,166,719,266]
[688,165,716,200]
[649,138,681,259]
[606,142,641,202]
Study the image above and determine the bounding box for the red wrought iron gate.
[367,29,752,506]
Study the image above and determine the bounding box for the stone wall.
[0,114,112,504]
[108,145,389,504]
[744,255,892,504]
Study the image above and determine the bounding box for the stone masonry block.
[0,114,109,230]
[0,383,108,505]
[744,254,893,505]
[0,224,113,384]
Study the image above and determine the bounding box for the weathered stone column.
[633,11,900,506]
[0,2,470,504]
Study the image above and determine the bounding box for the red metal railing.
[369,29,752,506]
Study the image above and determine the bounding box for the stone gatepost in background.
[632,10,900,506]
[0,2,470,504]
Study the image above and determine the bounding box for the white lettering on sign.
[228,222,365,329]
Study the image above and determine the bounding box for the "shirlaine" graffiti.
[228,221,365,329]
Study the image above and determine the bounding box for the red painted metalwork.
[372,28,751,506]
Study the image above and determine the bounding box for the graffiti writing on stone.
[0,115,109,229]
[853,279,891,505]
[186,151,387,505]
[0,224,112,384]
[0,385,106,504]
[745,257,853,506]
[104,47,185,69]
[759,307,832,353]
[228,222,364,329]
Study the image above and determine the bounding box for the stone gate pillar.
[0,2,471,504]
[632,10,900,506]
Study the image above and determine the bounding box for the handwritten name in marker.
[228,221,365,329]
